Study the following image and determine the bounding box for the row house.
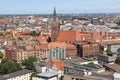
[6,45,49,63]
[5,42,77,62]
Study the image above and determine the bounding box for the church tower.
[51,7,59,42]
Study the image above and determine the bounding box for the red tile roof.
[48,42,76,49]
[58,30,82,42]
[33,36,48,43]
[49,60,65,70]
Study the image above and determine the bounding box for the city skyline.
[0,0,120,14]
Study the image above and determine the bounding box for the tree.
[1,59,9,64]
[2,61,17,74]
[116,21,120,25]
[23,56,37,70]
[115,56,120,65]
[29,31,40,36]
[30,72,38,80]
[0,51,3,58]
[0,63,3,74]
[18,37,23,40]
[14,63,22,70]
[0,33,4,36]
[23,31,40,36]
[1,59,22,74]
[88,62,96,67]
[5,32,12,35]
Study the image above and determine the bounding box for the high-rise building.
[51,7,59,42]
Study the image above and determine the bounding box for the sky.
[0,0,120,14]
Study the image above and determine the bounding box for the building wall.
[6,49,49,62]
[82,44,100,57]
[66,48,77,59]
[7,73,32,80]
[50,48,65,60]
[33,77,57,80]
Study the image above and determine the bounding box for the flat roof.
[104,64,120,72]
[37,71,58,78]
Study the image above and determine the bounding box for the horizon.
[0,12,120,15]
[0,0,120,14]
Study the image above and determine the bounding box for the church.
[51,7,60,42]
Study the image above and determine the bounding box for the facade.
[0,69,32,80]
[114,72,120,80]
[51,7,59,42]
[98,54,117,64]
[5,45,49,62]
[75,42,100,57]
[33,62,47,73]
[64,66,94,80]
[6,42,77,62]
[100,43,120,54]
[50,47,65,60]
[82,43,100,57]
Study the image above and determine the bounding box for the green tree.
[30,72,38,80]
[88,62,96,67]
[1,59,9,64]
[23,31,40,36]
[14,63,22,70]
[116,21,120,25]
[0,33,4,36]
[1,59,22,74]
[0,51,3,58]
[18,37,23,40]
[5,32,12,35]
[0,63,3,74]
[2,61,17,74]
[115,56,120,65]
[30,31,36,36]
[23,56,37,70]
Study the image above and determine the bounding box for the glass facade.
[50,47,65,60]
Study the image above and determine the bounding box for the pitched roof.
[33,35,48,44]
[49,60,65,70]
[58,30,82,42]
[48,42,76,49]
[48,42,65,49]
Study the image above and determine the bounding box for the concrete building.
[0,69,32,80]
[33,71,58,80]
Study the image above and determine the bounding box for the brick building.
[5,42,77,62]
[51,7,59,42]
[75,42,100,57]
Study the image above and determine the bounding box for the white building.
[0,69,33,80]
[114,72,120,80]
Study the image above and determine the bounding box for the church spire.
[53,6,56,17]
[51,6,59,42]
